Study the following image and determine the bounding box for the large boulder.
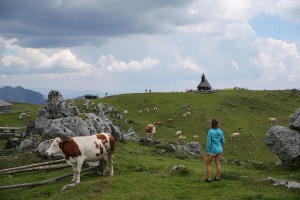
[4,137,20,149]
[35,90,123,140]
[18,138,38,153]
[265,108,300,167]
[35,90,80,135]
[184,142,201,155]
[42,116,91,139]
[289,108,300,131]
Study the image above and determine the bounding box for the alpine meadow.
[1,89,300,200]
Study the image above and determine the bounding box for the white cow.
[45,133,115,184]
[178,135,186,144]
[231,132,240,138]
[268,117,277,123]
[175,131,182,136]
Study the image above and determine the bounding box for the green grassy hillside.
[96,89,300,162]
[0,102,39,127]
[0,90,300,200]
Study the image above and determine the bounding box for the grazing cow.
[45,133,115,184]
[145,124,156,138]
[178,135,186,144]
[175,131,182,136]
[193,135,198,141]
[167,118,174,123]
[231,132,240,138]
[155,121,163,126]
[153,107,159,112]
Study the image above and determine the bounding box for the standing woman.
[204,119,225,182]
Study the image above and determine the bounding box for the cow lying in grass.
[45,133,115,184]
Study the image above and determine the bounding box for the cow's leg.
[109,154,114,176]
[102,158,107,175]
[71,165,77,183]
[74,160,83,184]
[97,159,103,175]
[97,159,106,176]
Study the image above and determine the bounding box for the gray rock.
[36,140,52,158]
[265,125,300,166]
[139,137,153,143]
[289,108,300,131]
[154,149,166,154]
[35,90,122,141]
[35,90,80,135]
[264,177,300,190]
[184,142,201,155]
[166,143,177,152]
[42,116,91,139]
[18,138,37,153]
[171,164,185,171]
[123,130,138,141]
[4,137,20,149]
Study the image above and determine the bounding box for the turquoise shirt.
[205,128,225,155]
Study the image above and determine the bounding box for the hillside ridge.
[0,86,46,104]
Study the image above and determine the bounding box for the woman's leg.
[215,154,222,179]
[206,154,214,180]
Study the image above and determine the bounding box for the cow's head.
[45,137,63,156]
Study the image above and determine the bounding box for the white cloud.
[0,38,92,75]
[232,61,239,71]
[0,1,300,94]
[270,0,300,24]
[97,54,160,72]
[2,56,28,66]
[256,38,300,82]
[180,57,202,72]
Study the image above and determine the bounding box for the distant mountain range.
[0,86,46,104]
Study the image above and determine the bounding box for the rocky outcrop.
[35,90,80,137]
[265,108,300,167]
[289,108,300,131]
[35,90,123,140]
[263,177,300,190]
[34,90,139,157]
[140,140,202,156]
[18,138,38,153]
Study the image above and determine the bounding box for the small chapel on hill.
[197,73,212,91]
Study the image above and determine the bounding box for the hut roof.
[197,79,212,89]
[197,73,212,90]
[0,100,13,107]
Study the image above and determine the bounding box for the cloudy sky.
[0,0,300,97]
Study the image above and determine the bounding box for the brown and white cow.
[145,124,156,138]
[45,133,115,184]
[154,121,163,126]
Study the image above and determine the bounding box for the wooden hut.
[0,100,13,112]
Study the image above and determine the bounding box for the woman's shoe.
[213,178,220,181]
[203,179,212,183]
